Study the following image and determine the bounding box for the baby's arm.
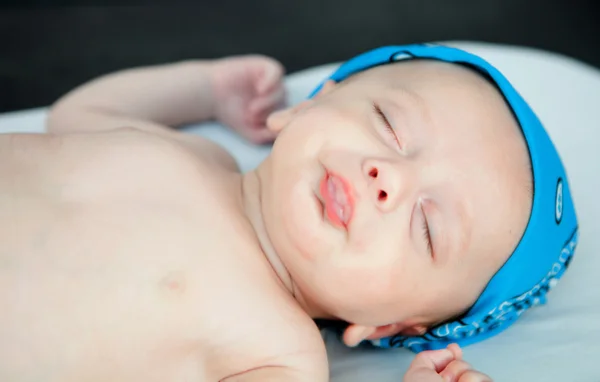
[47,55,285,143]
[48,61,217,134]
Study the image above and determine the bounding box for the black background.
[1,0,599,112]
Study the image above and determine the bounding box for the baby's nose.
[362,158,410,213]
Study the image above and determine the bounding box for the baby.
[0,44,578,382]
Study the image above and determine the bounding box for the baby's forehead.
[352,60,498,98]
[357,61,523,138]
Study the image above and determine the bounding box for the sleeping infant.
[0,44,578,382]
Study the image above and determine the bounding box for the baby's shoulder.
[120,126,240,173]
[208,287,327,380]
[64,127,236,192]
[103,126,238,172]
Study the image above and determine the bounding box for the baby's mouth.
[319,172,354,229]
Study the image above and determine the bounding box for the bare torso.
[0,128,324,382]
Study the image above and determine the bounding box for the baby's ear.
[266,100,310,133]
[266,80,337,133]
[342,322,428,347]
[399,324,428,337]
[316,80,337,98]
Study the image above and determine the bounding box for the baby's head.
[256,45,578,351]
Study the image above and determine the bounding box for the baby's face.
[257,61,532,330]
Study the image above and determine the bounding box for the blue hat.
[309,44,579,352]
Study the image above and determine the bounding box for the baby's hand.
[403,344,492,382]
[211,55,286,144]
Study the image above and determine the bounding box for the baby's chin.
[266,184,333,259]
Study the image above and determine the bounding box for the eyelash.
[420,205,433,256]
[372,102,401,148]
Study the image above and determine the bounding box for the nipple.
[159,271,187,296]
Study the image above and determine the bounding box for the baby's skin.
[0,54,531,381]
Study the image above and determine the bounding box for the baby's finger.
[249,86,286,117]
[243,125,279,145]
[408,348,456,374]
[447,343,463,361]
[249,111,275,132]
[439,360,472,382]
[457,370,493,382]
[255,57,285,95]
[249,97,287,127]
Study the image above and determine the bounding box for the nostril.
[369,168,378,178]
[378,190,387,201]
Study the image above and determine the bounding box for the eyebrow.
[389,85,430,114]
[384,87,432,149]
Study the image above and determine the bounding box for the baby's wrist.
[170,59,219,121]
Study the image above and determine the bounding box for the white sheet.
[1,42,599,382]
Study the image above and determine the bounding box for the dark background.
[1,0,599,112]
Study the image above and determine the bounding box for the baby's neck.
[240,169,331,319]
[241,170,294,292]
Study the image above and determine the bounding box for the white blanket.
[1,41,599,382]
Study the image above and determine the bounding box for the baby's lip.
[319,171,354,229]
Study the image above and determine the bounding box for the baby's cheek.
[279,114,328,156]
[332,264,390,301]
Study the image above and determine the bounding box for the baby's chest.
[2,204,299,380]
